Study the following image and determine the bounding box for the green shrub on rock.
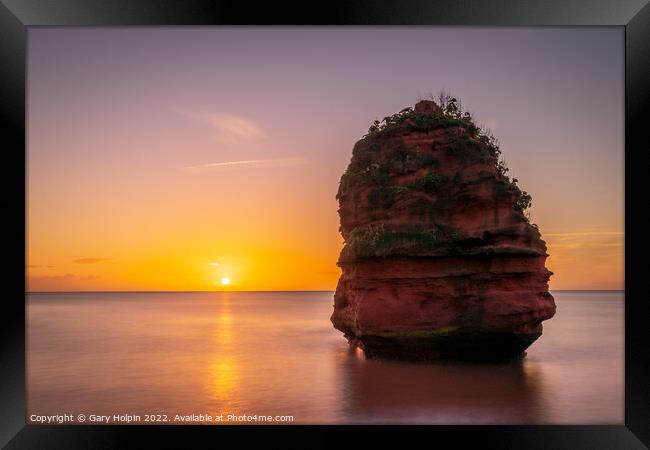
[345,224,442,258]
[412,173,447,193]
[367,186,409,209]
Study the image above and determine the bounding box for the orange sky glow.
[26,28,624,291]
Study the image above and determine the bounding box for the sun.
[220,277,231,286]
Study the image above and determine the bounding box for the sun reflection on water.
[205,293,240,413]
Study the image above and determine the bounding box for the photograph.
[25,26,624,426]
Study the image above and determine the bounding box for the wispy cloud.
[544,230,624,250]
[27,264,55,269]
[183,157,307,171]
[208,261,220,267]
[73,258,111,264]
[178,110,266,145]
[549,242,623,249]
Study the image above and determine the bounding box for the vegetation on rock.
[367,186,409,209]
[411,173,447,193]
[338,92,533,223]
[342,223,466,259]
[344,224,441,259]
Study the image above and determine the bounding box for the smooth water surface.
[27,291,623,424]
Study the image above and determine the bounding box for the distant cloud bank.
[73,258,111,264]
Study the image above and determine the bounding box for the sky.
[27,27,624,291]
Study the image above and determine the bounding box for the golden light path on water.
[206,293,240,413]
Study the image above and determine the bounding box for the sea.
[26,290,623,424]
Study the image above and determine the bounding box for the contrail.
[183,157,306,171]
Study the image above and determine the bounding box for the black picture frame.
[2,1,648,448]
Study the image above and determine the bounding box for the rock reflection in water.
[337,347,545,424]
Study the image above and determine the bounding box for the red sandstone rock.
[331,99,556,360]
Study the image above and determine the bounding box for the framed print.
[1,0,649,448]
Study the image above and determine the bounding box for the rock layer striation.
[331,99,556,360]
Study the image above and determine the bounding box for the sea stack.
[331,97,556,360]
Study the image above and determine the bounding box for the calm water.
[27,291,623,424]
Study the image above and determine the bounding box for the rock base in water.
[347,330,540,362]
